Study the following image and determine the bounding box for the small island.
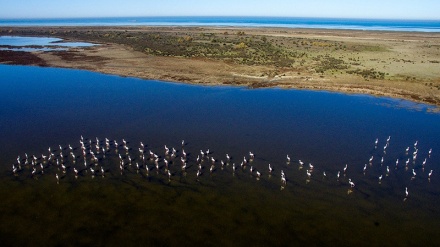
[1,26,440,106]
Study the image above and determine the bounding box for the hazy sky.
[1,0,439,20]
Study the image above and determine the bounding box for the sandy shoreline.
[1,26,440,108]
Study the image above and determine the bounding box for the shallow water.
[0,36,96,51]
[0,65,439,246]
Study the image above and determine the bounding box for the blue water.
[1,16,440,32]
[1,64,440,246]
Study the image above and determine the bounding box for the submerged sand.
[1,26,440,107]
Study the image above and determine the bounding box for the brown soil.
[1,26,440,107]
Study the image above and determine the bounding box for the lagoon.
[0,65,439,246]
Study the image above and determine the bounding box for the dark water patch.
[0,65,440,246]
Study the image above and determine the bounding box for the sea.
[1,16,440,32]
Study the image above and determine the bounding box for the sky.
[1,0,439,20]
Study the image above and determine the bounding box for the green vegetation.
[2,27,390,80]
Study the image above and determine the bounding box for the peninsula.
[1,26,440,107]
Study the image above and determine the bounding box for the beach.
[1,26,440,107]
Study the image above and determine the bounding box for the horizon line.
[1,15,440,22]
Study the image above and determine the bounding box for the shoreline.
[1,26,440,108]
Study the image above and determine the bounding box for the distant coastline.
[1,16,440,32]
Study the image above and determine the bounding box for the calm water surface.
[0,36,96,51]
[0,65,439,246]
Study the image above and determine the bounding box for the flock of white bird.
[11,136,434,201]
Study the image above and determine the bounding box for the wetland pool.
[0,36,97,51]
[0,64,439,246]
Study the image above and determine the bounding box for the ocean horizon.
[1,16,440,32]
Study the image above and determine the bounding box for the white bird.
[375,138,378,147]
[378,175,383,182]
[422,158,427,166]
[405,147,410,153]
[226,154,230,161]
[249,152,254,159]
[405,187,409,197]
[369,156,374,163]
[381,157,384,164]
[268,164,273,173]
[281,176,286,185]
[414,141,418,148]
[256,171,261,178]
[56,174,59,184]
[395,159,399,167]
[428,148,432,157]
[386,166,390,174]
[387,136,391,143]
[250,166,253,173]
[412,169,416,177]
[306,170,311,178]
[299,160,304,166]
[429,170,433,178]
[337,171,340,180]
[348,178,355,188]
[309,163,314,170]
[363,164,367,173]
[286,155,291,163]
[343,164,348,173]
